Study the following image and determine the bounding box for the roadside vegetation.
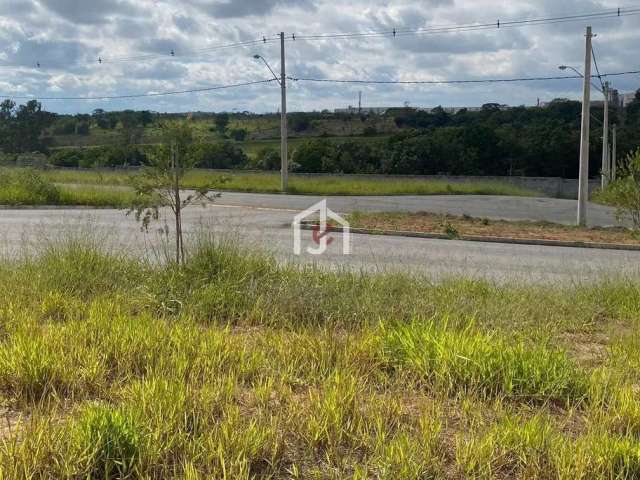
[1,236,640,478]
[596,148,640,229]
[0,168,136,208]
[2,167,537,200]
[344,210,640,245]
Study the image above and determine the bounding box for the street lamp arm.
[558,65,603,94]
[254,55,281,85]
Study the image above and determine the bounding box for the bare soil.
[346,211,640,245]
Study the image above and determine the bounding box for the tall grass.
[38,168,538,197]
[0,168,136,207]
[0,238,639,477]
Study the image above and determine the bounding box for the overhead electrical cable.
[0,78,277,101]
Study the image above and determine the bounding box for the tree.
[214,113,230,135]
[597,148,640,228]
[0,100,54,153]
[128,121,222,265]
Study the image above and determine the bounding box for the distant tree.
[215,113,230,135]
[229,128,247,141]
[0,100,54,153]
[290,113,311,133]
[75,121,90,136]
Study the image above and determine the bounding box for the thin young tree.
[128,120,220,265]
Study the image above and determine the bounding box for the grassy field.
[0,169,137,208]
[1,236,640,478]
[37,168,538,198]
[344,211,640,245]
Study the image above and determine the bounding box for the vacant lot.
[37,168,537,198]
[1,237,640,478]
[346,211,640,245]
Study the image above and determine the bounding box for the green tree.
[215,113,230,135]
[128,121,221,265]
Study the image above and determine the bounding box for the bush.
[52,118,76,135]
[0,168,61,205]
[597,149,640,228]
[229,128,247,141]
[190,142,248,169]
[49,149,86,167]
[251,148,280,171]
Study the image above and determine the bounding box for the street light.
[558,65,603,93]
[254,49,288,192]
[253,55,280,85]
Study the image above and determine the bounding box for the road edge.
[301,224,640,252]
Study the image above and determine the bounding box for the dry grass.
[346,211,640,245]
[0,237,639,478]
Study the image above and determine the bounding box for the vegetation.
[345,211,640,245]
[1,237,640,477]
[0,168,135,207]
[2,91,639,178]
[128,121,221,264]
[6,167,536,199]
[596,149,640,229]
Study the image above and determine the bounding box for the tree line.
[0,91,639,178]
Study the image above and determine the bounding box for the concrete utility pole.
[280,32,288,192]
[577,26,593,227]
[601,81,610,188]
[612,124,617,181]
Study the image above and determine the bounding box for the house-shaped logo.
[292,200,351,255]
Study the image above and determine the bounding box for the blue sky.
[0,0,638,114]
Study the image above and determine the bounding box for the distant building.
[622,91,637,107]
[334,106,392,115]
[335,105,491,115]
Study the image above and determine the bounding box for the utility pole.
[280,32,288,192]
[612,124,617,181]
[358,91,362,114]
[601,81,610,188]
[577,26,593,227]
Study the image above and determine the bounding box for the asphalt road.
[211,192,623,227]
[1,194,638,284]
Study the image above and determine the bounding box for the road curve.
[1,193,638,284]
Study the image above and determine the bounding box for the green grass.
[1,237,640,477]
[0,168,139,207]
[34,168,538,198]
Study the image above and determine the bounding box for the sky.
[0,0,638,114]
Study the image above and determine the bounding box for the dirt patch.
[345,212,640,246]
[0,404,25,441]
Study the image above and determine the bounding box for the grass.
[0,168,139,208]
[1,236,640,477]
[343,211,640,245]
[36,168,538,198]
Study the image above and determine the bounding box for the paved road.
[211,192,623,227]
[1,194,638,284]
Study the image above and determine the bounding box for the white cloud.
[0,0,636,113]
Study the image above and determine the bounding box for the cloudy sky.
[0,0,638,114]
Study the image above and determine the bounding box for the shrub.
[597,149,640,228]
[0,168,60,205]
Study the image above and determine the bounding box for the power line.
[291,7,640,41]
[591,45,606,90]
[287,69,640,86]
[0,78,277,101]
[0,36,281,71]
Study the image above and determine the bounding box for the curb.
[300,223,640,252]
